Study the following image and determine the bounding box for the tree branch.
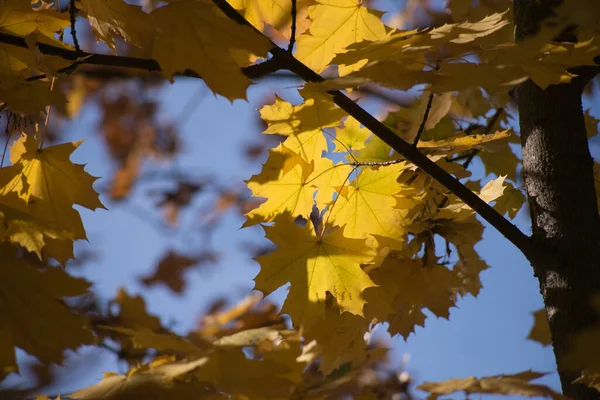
[0,32,285,82]
[211,0,537,262]
[0,10,537,262]
[69,0,81,53]
[413,90,434,146]
[287,0,297,53]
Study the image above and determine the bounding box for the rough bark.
[515,1,600,398]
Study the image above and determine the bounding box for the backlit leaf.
[255,216,376,326]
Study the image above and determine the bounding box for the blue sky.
[11,75,562,397]
[8,0,600,396]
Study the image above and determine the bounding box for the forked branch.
[0,5,537,262]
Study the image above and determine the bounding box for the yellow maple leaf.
[228,0,310,35]
[324,163,415,239]
[254,216,376,326]
[196,347,298,398]
[0,0,69,44]
[0,134,102,261]
[418,370,568,400]
[294,0,387,73]
[308,157,354,210]
[303,301,368,375]
[149,0,270,100]
[102,326,206,356]
[333,117,370,153]
[70,357,216,400]
[244,144,316,226]
[0,164,86,260]
[0,2,70,113]
[0,244,94,379]
[417,130,511,155]
[79,0,150,51]
[112,288,162,331]
[260,88,345,162]
[0,77,65,114]
[493,181,526,219]
[352,134,394,163]
[479,139,520,182]
[364,256,462,339]
[6,133,105,211]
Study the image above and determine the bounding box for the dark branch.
[211,0,536,262]
[287,0,297,53]
[0,32,284,83]
[69,0,81,53]
[413,90,434,146]
[0,8,536,262]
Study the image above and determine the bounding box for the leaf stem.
[39,76,56,150]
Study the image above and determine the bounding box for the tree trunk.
[515,1,600,398]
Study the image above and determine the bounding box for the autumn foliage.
[1,0,600,399]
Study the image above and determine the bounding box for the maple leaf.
[102,327,206,356]
[0,244,94,378]
[79,0,150,51]
[254,216,376,326]
[417,130,512,155]
[352,134,394,163]
[364,256,462,339]
[0,77,65,114]
[229,0,312,36]
[111,288,162,331]
[294,0,387,73]
[478,139,520,182]
[303,301,368,375]
[324,163,415,240]
[436,176,508,221]
[418,370,568,400]
[0,165,86,261]
[493,181,526,219]
[149,0,271,100]
[0,134,103,261]
[259,88,345,162]
[309,157,353,211]
[333,117,370,153]
[453,245,489,297]
[244,144,316,226]
[69,357,215,400]
[6,134,105,211]
[213,326,284,347]
[195,347,299,398]
[0,0,70,44]
[527,309,551,347]
[140,250,215,294]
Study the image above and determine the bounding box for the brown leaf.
[140,251,217,294]
[527,309,552,347]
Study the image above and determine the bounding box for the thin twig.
[0,31,286,83]
[211,0,536,261]
[413,90,434,146]
[462,107,504,169]
[350,158,405,167]
[39,77,56,149]
[0,130,13,169]
[0,8,536,262]
[287,0,297,53]
[69,0,81,53]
